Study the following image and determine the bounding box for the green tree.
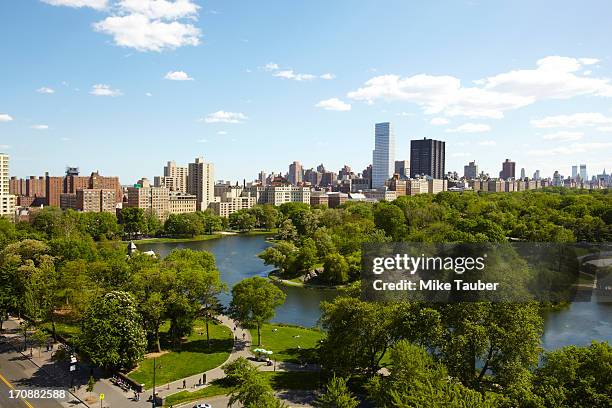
[296,238,318,273]
[314,376,358,408]
[198,210,223,234]
[144,210,163,236]
[223,356,259,385]
[437,302,543,390]
[322,253,349,284]
[79,291,147,370]
[81,212,119,240]
[277,219,298,242]
[532,341,612,407]
[120,207,147,239]
[86,376,95,399]
[160,249,225,348]
[229,210,257,232]
[229,277,286,346]
[258,241,298,276]
[228,367,286,408]
[260,205,280,230]
[366,340,499,408]
[373,202,406,239]
[320,297,399,377]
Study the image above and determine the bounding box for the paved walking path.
[1,315,319,407]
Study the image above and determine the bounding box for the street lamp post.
[152,357,156,408]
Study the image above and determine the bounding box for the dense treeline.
[0,189,610,407]
[260,189,611,285]
[0,211,226,371]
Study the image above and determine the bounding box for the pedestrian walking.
[183,379,186,389]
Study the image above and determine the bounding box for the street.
[0,340,65,408]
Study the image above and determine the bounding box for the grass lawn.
[249,323,325,364]
[41,321,81,342]
[163,371,319,406]
[128,320,233,388]
[163,379,232,406]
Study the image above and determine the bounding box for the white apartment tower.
[0,153,16,219]
[188,157,215,211]
[164,160,188,192]
[372,122,395,189]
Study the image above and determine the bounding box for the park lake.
[137,235,612,351]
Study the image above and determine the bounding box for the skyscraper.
[571,165,578,180]
[163,160,189,192]
[533,170,540,180]
[288,161,303,185]
[464,161,478,180]
[187,157,214,211]
[372,122,395,188]
[410,138,445,179]
[0,153,16,218]
[579,164,587,180]
[499,159,516,179]
[394,160,410,179]
[520,168,526,179]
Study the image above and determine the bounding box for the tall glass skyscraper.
[372,122,395,189]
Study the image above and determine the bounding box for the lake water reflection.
[137,235,612,348]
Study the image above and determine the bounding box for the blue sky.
[1,0,611,183]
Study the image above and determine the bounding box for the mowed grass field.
[249,323,325,364]
[129,319,233,388]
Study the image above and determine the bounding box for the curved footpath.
[100,314,317,407]
[1,315,317,407]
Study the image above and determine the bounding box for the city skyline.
[1,1,612,181]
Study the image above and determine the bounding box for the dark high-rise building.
[409,138,445,179]
[499,159,516,179]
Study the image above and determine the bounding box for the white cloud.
[446,123,491,133]
[265,64,332,82]
[93,14,200,52]
[347,56,612,118]
[60,137,70,141]
[0,114,13,122]
[530,112,612,128]
[273,70,316,81]
[30,124,49,130]
[0,144,10,149]
[145,92,153,97]
[348,73,533,119]
[41,0,107,10]
[451,152,469,157]
[90,84,122,97]
[541,131,584,141]
[217,130,227,135]
[597,126,612,132]
[164,70,193,81]
[430,117,449,126]
[263,62,279,71]
[203,111,247,124]
[117,0,199,20]
[481,56,612,99]
[478,140,497,146]
[36,87,55,94]
[528,142,612,156]
[315,98,351,112]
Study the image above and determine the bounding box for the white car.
[192,404,212,408]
